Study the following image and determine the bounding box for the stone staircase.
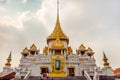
[28,76,87,80]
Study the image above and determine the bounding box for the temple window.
[30,51,35,55]
[81,51,85,55]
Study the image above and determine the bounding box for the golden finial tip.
[47,0,69,44]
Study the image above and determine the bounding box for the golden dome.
[47,0,69,44]
[30,44,37,51]
[21,47,29,54]
[79,44,86,51]
[86,47,94,55]
[51,38,64,49]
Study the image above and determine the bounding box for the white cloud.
[18,11,34,25]
[0,16,15,27]
[0,16,23,28]
[0,6,5,12]
[0,11,35,29]
[35,0,56,32]
[22,0,27,4]
[96,24,108,30]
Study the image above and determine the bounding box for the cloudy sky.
[0,0,120,71]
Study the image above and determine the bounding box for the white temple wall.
[29,64,40,76]
[78,63,85,76]
[99,67,115,76]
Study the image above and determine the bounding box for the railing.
[93,71,99,80]
[84,70,92,80]
[23,71,31,80]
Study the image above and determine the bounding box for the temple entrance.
[55,60,60,70]
[68,67,75,76]
[40,66,49,77]
[50,55,66,77]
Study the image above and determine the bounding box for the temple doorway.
[68,68,75,76]
[40,66,49,77]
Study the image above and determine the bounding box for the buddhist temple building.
[0,1,118,80]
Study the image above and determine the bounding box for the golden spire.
[5,51,12,67]
[47,0,69,44]
[103,51,109,67]
[57,0,59,21]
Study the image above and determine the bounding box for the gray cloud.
[0,0,7,4]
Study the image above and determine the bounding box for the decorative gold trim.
[51,38,64,49]
[86,47,94,56]
[29,44,39,52]
[21,47,29,54]
[50,55,66,77]
[51,55,65,72]
[79,44,86,51]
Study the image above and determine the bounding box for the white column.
[50,50,52,55]
[53,50,55,55]
[61,50,64,55]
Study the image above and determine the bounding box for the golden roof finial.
[103,51,109,67]
[8,51,12,59]
[86,47,94,56]
[5,51,12,67]
[47,0,69,44]
[79,44,86,51]
[21,47,29,54]
[30,44,37,51]
[57,0,59,21]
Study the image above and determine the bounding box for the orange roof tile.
[114,68,120,77]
